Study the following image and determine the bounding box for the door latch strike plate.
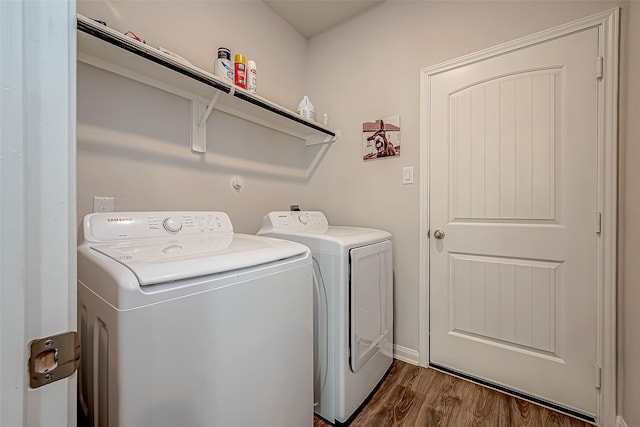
[28,331,80,389]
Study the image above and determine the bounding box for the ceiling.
[263,0,384,39]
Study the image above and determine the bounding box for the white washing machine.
[257,211,393,424]
[77,211,313,427]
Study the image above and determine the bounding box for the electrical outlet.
[93,196,114,213]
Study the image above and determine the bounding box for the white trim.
[1,1,77,426]
[419,63,430,367]
[393,344,420,365]
[1,3,27,424]
[616,416,629,427]
[597,9,619,427]
[419,8,619,426]
[420,9,617,78]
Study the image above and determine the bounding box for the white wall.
[76,0,319,233]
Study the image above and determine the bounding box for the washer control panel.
[260,211,328,234]
[84,211,233,242]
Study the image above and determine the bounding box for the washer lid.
[90,233,307,285]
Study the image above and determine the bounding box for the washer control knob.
[298,213,308,225]
[163,217,183,233]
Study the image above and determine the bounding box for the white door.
[0,2,77,426]
[429,27,600,417]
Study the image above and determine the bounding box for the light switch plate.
[402,166,414,184]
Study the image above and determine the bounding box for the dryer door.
[349,240,392,372]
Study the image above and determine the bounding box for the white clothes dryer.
[77,211,313,427]
[258,211,393,424]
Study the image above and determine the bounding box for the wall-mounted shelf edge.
[76,14,338,152]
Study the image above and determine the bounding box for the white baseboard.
[393,344,420,365]
[617,415,629,427]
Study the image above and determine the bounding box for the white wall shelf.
[76,14,338,153]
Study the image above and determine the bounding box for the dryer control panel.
[83,211,234,243]
[260,211,329,234]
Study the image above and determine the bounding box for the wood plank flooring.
[313,360,593,427]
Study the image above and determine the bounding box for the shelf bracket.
[191,92,221,153]
[198,92,221,130]
[305,129,340,146]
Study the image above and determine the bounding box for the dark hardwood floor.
[314,360,593,427]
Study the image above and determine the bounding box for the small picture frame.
[362,115,401,161]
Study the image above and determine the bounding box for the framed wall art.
[362,115,400,161]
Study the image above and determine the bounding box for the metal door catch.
[29,331,80,388]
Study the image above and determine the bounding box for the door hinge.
[28,331,80,389]
[595,365,602,389]
[596,56,604,80]
[595,212,602,234]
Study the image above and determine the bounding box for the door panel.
[429,27,598,416]
[450,254,558,354]
[452,69,559,221]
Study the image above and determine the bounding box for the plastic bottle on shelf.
[247,60,257,94]
[214,47,233,83]
[234,54,247,89]
[296,96,315,121]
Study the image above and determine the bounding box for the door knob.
[433,229,445,239]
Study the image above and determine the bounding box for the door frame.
[0,1,77,426]
[418,8,619,426]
